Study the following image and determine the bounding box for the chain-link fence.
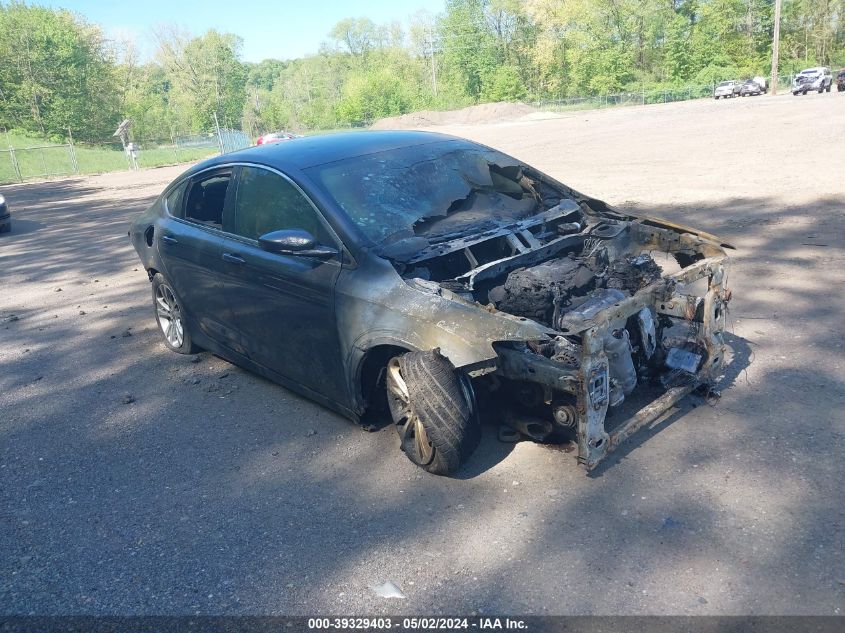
[0,128,252,185]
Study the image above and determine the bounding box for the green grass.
[0,130,219,184]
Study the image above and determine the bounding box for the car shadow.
[454,423,516,479]
[1,218,43,236]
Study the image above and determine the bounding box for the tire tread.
[397,350,480,475]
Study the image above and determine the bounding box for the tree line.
[1,0,844,142]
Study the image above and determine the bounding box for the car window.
[184,173,233,229]
[164,181,188,218]
[230,166,334,245]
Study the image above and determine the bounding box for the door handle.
[222,252,246,264]
[160,235,178,245]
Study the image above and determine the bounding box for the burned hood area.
[310,136,732,470]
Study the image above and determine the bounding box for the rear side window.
[230,166,333,245]
[164,181,188,218]
[184,173,233,230]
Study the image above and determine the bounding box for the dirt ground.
[1,92,843,616]
[371,101,539,129]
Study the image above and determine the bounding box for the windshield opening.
[306,140,553,244]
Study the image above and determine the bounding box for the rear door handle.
[160,235,178,245]
[222,252,246,264]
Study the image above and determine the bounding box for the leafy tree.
[666,13,694,81]
[482,65,527,101]
[154,26,247,131]
[246,59,287,91]
[0,2,119,139]
[439,0,501,101]
[329,18,383,57]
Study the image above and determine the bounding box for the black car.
[0,193,10,233]
[130,131,732,475]
[837,69,845,92]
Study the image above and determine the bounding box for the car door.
[156,168,240,347]
[216,164,347,401]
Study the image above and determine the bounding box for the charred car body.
[130,131,733,475]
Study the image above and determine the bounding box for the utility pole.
[770,0,782,94]
[428,20,438,97]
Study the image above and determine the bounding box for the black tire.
[826,84,831,93]
[0,222,10,234]
[386,349,480,476]
[151,273,199,354]
[838,85,844,92]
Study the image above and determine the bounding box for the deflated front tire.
[386,350,480,476]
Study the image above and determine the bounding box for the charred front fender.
[337,254,555,413]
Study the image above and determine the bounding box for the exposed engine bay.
[382,162,733,469]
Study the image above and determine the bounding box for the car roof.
[192,130,464,174]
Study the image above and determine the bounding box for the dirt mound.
[372,102,539,129]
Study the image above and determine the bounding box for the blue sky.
[48,0,445,62]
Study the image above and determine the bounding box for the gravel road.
[1,92,843,616]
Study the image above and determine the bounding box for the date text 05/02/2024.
[307,617,528,630]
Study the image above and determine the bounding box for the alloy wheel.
[386,357,435,466]
[155,283,184,348]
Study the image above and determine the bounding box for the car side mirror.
[258,229,338,259]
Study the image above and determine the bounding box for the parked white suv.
[792,67,833,95]
[714,81,740,99]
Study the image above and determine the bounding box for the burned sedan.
[130,131,733,475]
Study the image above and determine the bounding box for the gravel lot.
[1,92,843,616]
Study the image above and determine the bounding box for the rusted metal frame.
[601,382,699,463]
[575,255,728,470]
[657,294,704,320]
[495,346,579,393]
[458,233,586,289]
[404,201,582,265]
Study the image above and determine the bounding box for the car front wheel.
[386,349,480,476]
[151,273,198,354]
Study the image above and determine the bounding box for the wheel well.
[359,344,410,427]
[146,267,159,282]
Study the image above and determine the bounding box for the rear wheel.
[386,349,480,476]
[151,273,198,354]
